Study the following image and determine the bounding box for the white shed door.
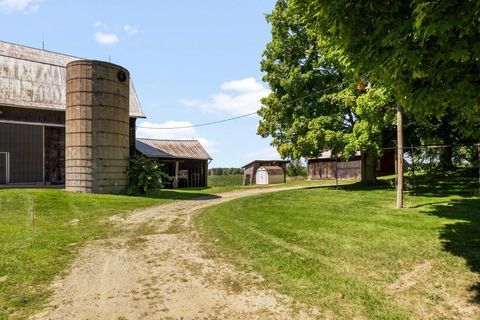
[256,170,268,185]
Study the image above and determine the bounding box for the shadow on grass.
[427,198,480,303]
[335,167,479,198]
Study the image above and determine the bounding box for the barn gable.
[0,40,145,118]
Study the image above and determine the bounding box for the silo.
[65,60,130,194]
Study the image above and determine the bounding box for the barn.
[307,150,395,180]
[0,41,145,193]
[135,138,211,188]
[242,160,289,185]
[307,152,362,180]
[255,166,285,185]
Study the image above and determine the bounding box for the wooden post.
[173,161,179,189]
[31,197,35,245]
[396,104,404,209]
[477,144,480,190]
[335,156,339,190]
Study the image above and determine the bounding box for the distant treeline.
[208,168,243,176]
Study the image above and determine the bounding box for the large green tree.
[258,0,396,183]
[295,0,480,140]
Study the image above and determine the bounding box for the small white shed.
[255,166,285,185]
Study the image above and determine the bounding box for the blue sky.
[0,0,280,167]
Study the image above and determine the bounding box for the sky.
[0,0,281,168]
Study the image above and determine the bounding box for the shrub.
[126,156,171,195]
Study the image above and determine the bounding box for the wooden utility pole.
[396,104,404,209]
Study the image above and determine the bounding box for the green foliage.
[295,0,480,139]
[259,0,396,183]
[286,159,307,176]
[127,156,170,195]
[208,167,243,176]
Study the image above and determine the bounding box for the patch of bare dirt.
[32,186,315,320]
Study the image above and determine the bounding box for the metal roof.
[0,40,145,118]
[136,138,212,160]
[242,159,290,169]
[258,166,284,176]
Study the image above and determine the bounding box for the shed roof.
[0,40,145,118]
[242,159,290,169]
[258,166,285,176]
[136,138,212,160]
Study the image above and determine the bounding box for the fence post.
[335,156,339,190]
[396,104,404,208]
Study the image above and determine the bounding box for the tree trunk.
[361,150,378,184]
[439,146,454,171]
[438,114,454,170]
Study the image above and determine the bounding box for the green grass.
[199,169,480,319]
[0,178,345,319]
[208,174,244,187]
[0,189,170,319]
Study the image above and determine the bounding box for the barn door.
[257,170,268,184]
[0,152,9,184]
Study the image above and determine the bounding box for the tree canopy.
[294,0,480,139]
[258,0,396,182]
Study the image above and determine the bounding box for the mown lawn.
[208,174,244,187]
[199,170,480,319]
[0,187,220,319]
[0,178,343,319]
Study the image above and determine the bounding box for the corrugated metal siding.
[136,138,212,160]
[0,123,43,183]
[0,154,6,183]
[0,40,145,118]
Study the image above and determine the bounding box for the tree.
[295,0,480,140]
[286,160,307,177]
[258,0,396,183]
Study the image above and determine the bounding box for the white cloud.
[93,32,119,45]
[245,146,281,161]
[136,120,216,155]
[0,0,41,13]
[123,24,138,37]
[93,21,104,28]
[180,77,270,116]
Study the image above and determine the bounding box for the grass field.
[0,187,228,319]
[0,178,342,318]
[207,174,308,188]
[208,174,244,187]
[199,170,480,319]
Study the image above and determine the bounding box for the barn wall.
[308,159,361,180]
[0,122,43,183]
[268,174,284,184]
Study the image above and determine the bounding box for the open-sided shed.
[242,160,290,186]
[136,138,211,188]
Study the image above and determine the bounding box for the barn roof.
[136,138,212,160]
[258,166,285,176]
[242,159,290,169]
[0,40,145,118]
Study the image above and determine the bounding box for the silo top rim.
[66,59,130,74]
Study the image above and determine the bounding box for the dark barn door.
[0,123,43,183]
[0,153,7,184]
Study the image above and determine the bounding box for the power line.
[136,82,346,130]
[137,112,258,130]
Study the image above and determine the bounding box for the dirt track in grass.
[31,186,316,320]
